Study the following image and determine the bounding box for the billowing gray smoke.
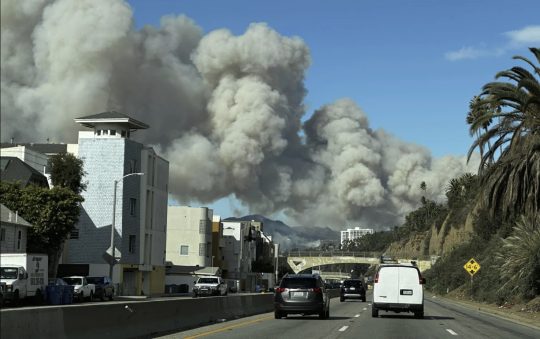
[1,0,478,229]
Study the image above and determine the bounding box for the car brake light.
[311,287,322,293]
[374,272,379,283]
[276,287,287,293]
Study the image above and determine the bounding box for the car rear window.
[86,277,104,284]
[198,278,218,284]
[343,280,362,287]
[281,278,317,289]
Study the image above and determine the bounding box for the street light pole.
[109,172,144,280]
[274,243,279,286]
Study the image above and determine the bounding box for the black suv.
[340,279,366,302]
[274,274,330,319]
[86,276,114,301]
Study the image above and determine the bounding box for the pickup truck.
[63,276,95,301]
[192,276,228,297]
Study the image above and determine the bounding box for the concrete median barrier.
[0,294,274,339]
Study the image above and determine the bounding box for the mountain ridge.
[223,214,340,250]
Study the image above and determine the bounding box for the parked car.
[340,279,366,302]
[274,274,330,319]
[86,276,114,301]
[192,276,228,297]
[372,264,425,318]
[63,276,95,302]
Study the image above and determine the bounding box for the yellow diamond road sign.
[463,258,481,276]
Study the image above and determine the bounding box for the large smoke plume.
[1,0,478,229]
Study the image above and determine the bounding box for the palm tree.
[467,48,540,218]
[445,173,479,209]
[496,214,540,299]
[466,96,494,164]
[468,48,539,168]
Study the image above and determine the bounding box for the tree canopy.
[49,153,87,194]
[0,182,83,255]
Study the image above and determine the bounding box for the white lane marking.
[446,329,458,336]
[354,314,360,318]
[362,307,367,311]
[338,326,349,332]
[367,303,372,306]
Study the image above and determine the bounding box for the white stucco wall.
[166,206,213,267]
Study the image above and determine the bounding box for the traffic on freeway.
[158,291,540,339]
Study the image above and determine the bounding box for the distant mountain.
[223,214,340,250]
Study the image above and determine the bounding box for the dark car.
[274,274,330,319]
[86,276,114,301]
[340,279,366,302]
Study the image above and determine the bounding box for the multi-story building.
[221,220,258,290]
[211,215,224,269]
[340,227,374,245]
[166,206,213,267]
[0,156,49,188]
[62,111,169,296]
[0,143,77,187]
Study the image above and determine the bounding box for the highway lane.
[156,292,540,339]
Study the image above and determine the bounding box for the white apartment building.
[1,112,169,296]
[221,221,257,288]
[340,227,374,245]
[166,206,213,267]
[64,111,169,296]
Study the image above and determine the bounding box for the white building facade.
[340,227,374,245]
[221,220,257,290]
[63,111,169,296]
[166,206,213,267]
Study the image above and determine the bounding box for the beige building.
[166,206,213,267]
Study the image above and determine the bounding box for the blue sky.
[127,0,540,218]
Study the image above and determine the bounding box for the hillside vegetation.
[343,48,540,306]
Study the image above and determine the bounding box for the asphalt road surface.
[156,292,540,339]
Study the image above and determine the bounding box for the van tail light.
[275,287,287,293]
[311,287,322,294]
[374,272,379,283]
[419,276,426,285]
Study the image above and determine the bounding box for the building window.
[180,245,189,256]
[129,235,136,254]
[121,130,127,137]
[129,159,137,174]
[96,130,101,136]
[0,228,5,242]
[16,230,22,250]
[110,129,116,136]
[70,228,79,239]
[199,220,206,234]
[199,243,205,256]
[130,198,137,216]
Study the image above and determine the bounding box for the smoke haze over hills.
[224,215,340,250]
[1,0,478,230]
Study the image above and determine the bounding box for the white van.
[372,264,425,318]
[0,253,48,304]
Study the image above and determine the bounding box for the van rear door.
[397,266,423,305]
[374,266,399,303]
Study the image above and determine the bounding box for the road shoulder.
[426,292,540,330]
